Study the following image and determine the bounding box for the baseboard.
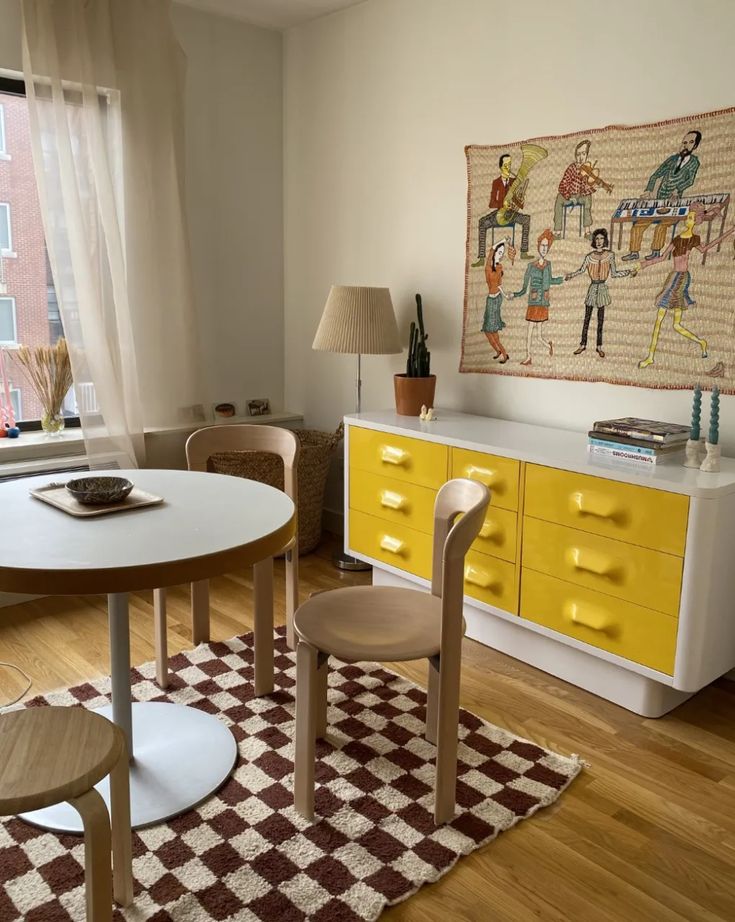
[322,506,343,537]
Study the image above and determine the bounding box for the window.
[0,297,17,344]
[0,78,71,427]
[0,204,11,254]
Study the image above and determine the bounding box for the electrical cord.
[0,662,32,708]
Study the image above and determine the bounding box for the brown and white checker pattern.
[0,628,582,921]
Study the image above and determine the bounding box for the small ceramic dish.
[66,476,134,505]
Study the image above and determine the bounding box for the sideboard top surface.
[345,409,735,498]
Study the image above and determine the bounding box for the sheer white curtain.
[21,0,204,468]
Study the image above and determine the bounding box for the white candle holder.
[700,442,721,473]
[684,438,702,468]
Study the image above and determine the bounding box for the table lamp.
[313,285,402,569]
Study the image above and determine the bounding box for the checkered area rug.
[0,627,582,921]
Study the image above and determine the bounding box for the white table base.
[19,702,238,833]
[20,592,237,833]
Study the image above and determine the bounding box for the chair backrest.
[430,477,490,641]
[185,425,300,502]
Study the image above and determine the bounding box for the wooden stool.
[293,478,490,825]
[0,707,133,921]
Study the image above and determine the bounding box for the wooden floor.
[1,538,734,921]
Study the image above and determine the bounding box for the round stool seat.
[0,707,123,815]
[294,585,444,662]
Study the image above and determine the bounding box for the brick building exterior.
[0,92,54,422]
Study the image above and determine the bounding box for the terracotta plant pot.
[394,374,437,417]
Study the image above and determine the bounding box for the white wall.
[173,4,285,413]
[284,0,735,456]
[0,0,285,416]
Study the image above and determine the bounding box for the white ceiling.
[176,0,367,30]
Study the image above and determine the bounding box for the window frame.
[0,296,18,345]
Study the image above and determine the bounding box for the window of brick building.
[0,203,11,254]
[0,297,17,345]
[0,80,77,427]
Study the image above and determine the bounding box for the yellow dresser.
[345,410,735,717]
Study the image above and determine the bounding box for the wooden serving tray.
[30,483,164,517]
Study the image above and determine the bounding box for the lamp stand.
[335,352,372,572]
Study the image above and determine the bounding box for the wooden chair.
[153,424,299,695]
[293,477,490,825]
[0,707,133,921]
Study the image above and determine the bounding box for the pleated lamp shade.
[312,286,402,355]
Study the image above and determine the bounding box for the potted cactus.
[394,293,437,416]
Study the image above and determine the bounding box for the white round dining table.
[0,469,295,833]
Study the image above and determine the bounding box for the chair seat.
[294,585,444,662]
[0,707,123,815]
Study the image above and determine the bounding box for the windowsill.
[0,251,16,258]
[142,410,304,436]
[0,410,304,472]
[0,427,84,463]
[0,153,10,162]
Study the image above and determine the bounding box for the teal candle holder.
[708,387,720,446]
[690,385,702,441]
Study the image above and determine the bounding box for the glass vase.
[41,410,65,438]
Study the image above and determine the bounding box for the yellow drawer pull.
[570,490,623,522]
[464,564,499,590]
[379,489,407,511]
[466,464,499,485]
[380,534,406,555]
[566,546,618,579]
[380,445,410,466]
[563,600,613,633]
[479,520,500,540]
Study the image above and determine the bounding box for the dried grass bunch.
[14,338,73,418]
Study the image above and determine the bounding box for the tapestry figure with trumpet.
[461,106,735,390]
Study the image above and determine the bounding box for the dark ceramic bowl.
[66,476,134,505]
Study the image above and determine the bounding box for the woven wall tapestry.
[461,107,735,391]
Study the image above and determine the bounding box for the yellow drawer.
[520,569,677,674]
[463,549,518,615]
[524,464,689,556]
[349,510,433,579]
[350,470,436,535]
[522,517,683,617]
[350,427,448,489]
[472,506,517,563]
[451,448,520,511]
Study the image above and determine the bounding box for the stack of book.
[588,418,690,465]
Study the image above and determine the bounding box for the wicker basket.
[208,423,343,555]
